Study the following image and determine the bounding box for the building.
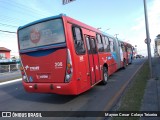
[0,47,11,59]
[155,34,160,56]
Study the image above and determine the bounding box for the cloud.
[130,0,160,56]
[0,34,19,56]
[131,17,144,31]
[148,0,160,39]
[1,0,159,57]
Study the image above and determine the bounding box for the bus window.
[109,38,115,52]
[72,26,86,54]
[102,36,105,44]
[86,36,97,54]
[90,38,97,54]
[106,37,110,52]
[18,19,65,51]
[110,41,114,52]
[127,47,132,52]
[105,36,109,45]
[103,36,110,52]
[102,36,106,51]
[96,34,104,52]
[86,36,91,54]
[121,43,126,52]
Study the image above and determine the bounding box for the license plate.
[37,73,50,79]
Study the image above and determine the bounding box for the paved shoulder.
[0,71,21,82]
[141,79,159,111]
[140,57,160,120]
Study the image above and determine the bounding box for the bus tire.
[101,66,108,85]
[123,59,127,69]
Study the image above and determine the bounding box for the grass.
[112,61,150,120]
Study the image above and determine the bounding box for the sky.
[0,0,160,57]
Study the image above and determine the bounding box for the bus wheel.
[123,59,127,69]
[101,67,108,85]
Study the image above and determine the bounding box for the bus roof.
[101,31,115,39]
[18,13,116,40]
[65,15,115,39]
[18,13,66,30]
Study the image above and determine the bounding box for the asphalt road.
[0,59,146,120]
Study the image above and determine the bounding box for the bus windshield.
[18,19,65,50]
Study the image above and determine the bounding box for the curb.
[0,78,22,86]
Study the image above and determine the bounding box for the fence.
[0,64,20,73]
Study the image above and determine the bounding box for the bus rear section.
[119,41,133,68]
[18,16,77,95]
[126,43,133,64]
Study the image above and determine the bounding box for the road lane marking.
[0,78,22,86]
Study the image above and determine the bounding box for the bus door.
[85,36,100,85]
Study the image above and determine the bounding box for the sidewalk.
[140,57,160,120]
[0,70,21,82]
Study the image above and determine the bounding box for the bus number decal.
[79,56,84,62]
[55,62,63,69]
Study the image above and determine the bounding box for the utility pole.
[143,0,152,78]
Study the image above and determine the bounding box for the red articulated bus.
[17,14,133,95]
[119,41,133,68]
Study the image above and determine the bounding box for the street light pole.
[143,0,152,78]
[97,27,101,30]
[106,28,110,31]
[114,34,119,39]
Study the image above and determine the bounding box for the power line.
[0,14,29,24]
[0,23,18,28]
[0,0,55,33]
[0,1,49,25]
[0,0,49,17]
[0,30,16,34]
